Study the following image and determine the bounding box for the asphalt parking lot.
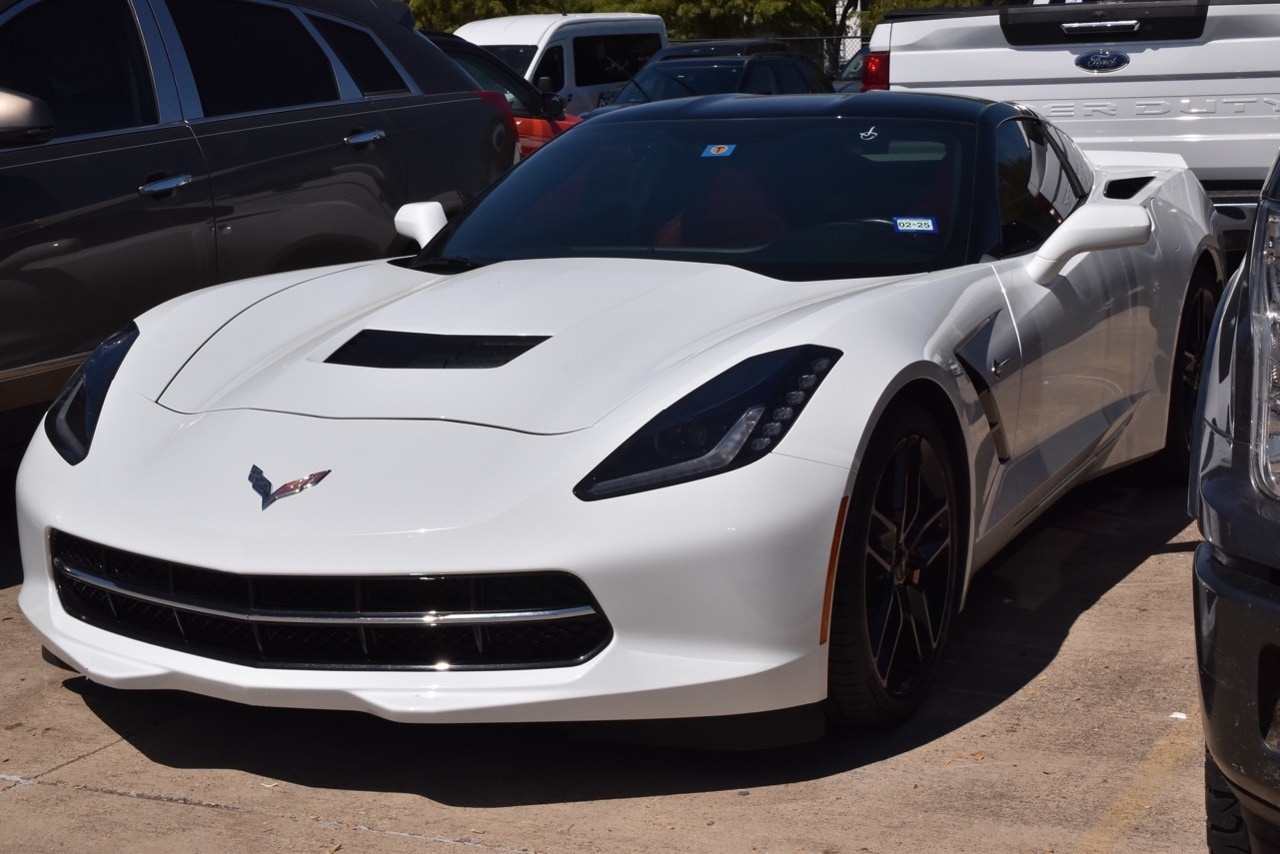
[1,453,1206,853]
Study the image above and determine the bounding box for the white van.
[454,13,667,115]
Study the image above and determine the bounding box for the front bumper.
[1194,541,1280,844]
[17,404,849,724]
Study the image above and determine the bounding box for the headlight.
[44,323,139,465]
[1252,206,1280,496]
[575,345,841,500]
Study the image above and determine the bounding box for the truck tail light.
[862,51,890,91]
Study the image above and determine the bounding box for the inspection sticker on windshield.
[702,144,736,158]
[894,217,938,233]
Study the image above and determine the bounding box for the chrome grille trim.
[50,530,613,670]
[56,560,597,626]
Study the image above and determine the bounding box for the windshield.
[486,44,537,76]
[614,63,744,104]
[414,115,975,282]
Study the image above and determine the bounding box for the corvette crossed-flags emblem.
[248,465,331,511]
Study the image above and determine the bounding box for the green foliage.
[861,0,1020,37]
[401,0,1022,44]
[404,0,831,38]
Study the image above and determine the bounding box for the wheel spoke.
[873,588,906,684]
[866,507,897,574]
[900,436,923,544]
[905,580,940,650]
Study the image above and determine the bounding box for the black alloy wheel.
[827,400,960,727]
[1205,750,1250,853]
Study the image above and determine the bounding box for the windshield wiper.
[606,55,653,104]
[413,256,488,272]
[665,73,699,97]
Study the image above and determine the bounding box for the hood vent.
[326,330,549,369]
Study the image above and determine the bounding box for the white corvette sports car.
[17,92,1222,732]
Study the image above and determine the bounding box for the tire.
[1206,750,1251,853]
[826,400,961,728]
[1165,272,1221,476]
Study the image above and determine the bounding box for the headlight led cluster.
[44,323,139,465]
[575,345,842,500]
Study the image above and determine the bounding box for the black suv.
[591,52,833,116]
[1192,152,1280,852]
[0,0,515,429]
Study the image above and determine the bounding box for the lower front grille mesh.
[51,530,612,670]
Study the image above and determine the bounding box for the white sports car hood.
[157,258,876,434]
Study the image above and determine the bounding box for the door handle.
[137,173,194,197]
[1061,20,1140,35]
[344,129,387,147]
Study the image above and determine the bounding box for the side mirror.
[394,201,448,248]
[0,87,55,146]
[1026,204,1151,285]
[536,76,555,94]
[541,92,567,120]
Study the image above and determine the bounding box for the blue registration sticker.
[702,144,737,158]
[894,217,938,233]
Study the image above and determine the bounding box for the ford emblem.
[1075,50,1130,73]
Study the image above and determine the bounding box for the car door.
[0,0,214,410]
[984,115,1143,517]
[153,0,408,282]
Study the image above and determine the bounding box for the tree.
[402,0,1023,54]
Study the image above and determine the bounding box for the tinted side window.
[449,52,535,117]
[1044,121,1094,197]
[0,0,157,137]
[741,65,777,95]
[996,118,1081,255]
[309,15,409,96]
[772,62,807,93]
[533,45,564,92]
[168,0,338,117]
[796,59,827,92]
[572,34,662,86]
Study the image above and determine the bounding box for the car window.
[995,118,1082,255]
[487,44,537,76]
[572,34,662,86]
[532,45,565,93]
[422,117,975,282]
[448,52,535,118]
[742,65,777,95]
[308,15,409,97]
[772,62,809,93]
[167,0,339,117]
[1043,121,1094,198]
[616,64,742,103]
[0,0,157,138]
[840,51,865,81]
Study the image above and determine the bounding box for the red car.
[426,31,579,159]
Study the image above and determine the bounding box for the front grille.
[50,531,612,670]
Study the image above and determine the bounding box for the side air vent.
[1103,177,1153,200]
[326,330,549,369]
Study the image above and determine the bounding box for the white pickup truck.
[864,0,1280,260]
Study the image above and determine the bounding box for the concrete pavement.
[1,460,1206,852]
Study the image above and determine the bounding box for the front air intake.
[51,531,612,671]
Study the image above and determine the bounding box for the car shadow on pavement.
[63,464,1196,807]
[1,463,22,590]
